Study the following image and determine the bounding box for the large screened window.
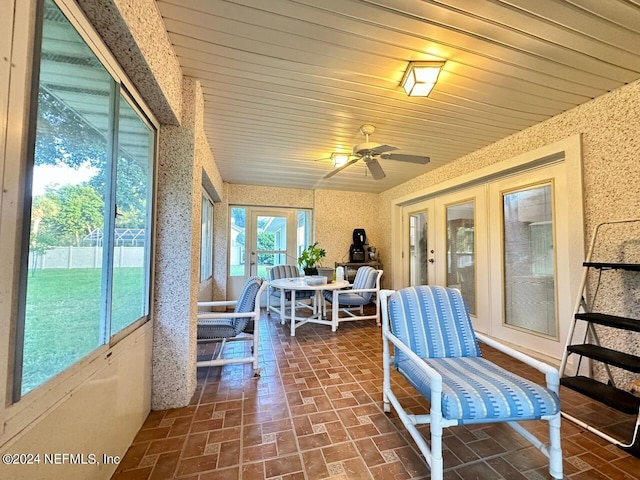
[16,0,155,397]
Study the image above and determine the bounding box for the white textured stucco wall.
[78,0,183,125]
[314,189,382,270]
[152,76,201,409]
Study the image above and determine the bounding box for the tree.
[35,89,107,169]
[34,184,104,247]
[55,185,104,245]
[34,88,149,230]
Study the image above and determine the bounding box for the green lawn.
[230,264,277,278]
[21,268,145,395]
[22,264,278,395]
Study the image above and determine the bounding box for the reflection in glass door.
[253,214,288,278]
[409,212,428,286]
[503,183,556,337]
[446,201,476,315]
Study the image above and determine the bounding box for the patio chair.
[381,285,562,480]
[323,266,383,330]
[267,264,314,322]
[197,276,267,376]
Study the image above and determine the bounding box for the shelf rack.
[559,219,640,456]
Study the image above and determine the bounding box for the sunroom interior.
[1,0,640,479]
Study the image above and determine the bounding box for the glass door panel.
[435,187,488,333]
[297,210,312,260]
[402,199,435,288]
[502,183,556,337]
[229,207,303,299]
[229,207,246,277]
[254,214,288,278]
[445,201,476,315]
[409,212,429,286]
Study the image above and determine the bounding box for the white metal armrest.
[197,311,255,320]
[198,300,238,308]
[383,328,442,387]
[475,332,559,392]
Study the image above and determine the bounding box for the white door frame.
[391,135,584,361]
[487,164,577,359]
[401,199,435,288]
[228,207,298,299]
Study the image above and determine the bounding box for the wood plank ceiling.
[155,0,640,193]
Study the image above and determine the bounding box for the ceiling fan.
[323,124,430,180]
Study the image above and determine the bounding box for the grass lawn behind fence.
[22,268,144,395]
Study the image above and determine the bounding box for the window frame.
[11,0,159,402]
[200,190,214,282]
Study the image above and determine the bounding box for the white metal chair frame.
[380,287,563,480]
[197,281,267,376]
[266,265,314,319]
[323,268,383,329]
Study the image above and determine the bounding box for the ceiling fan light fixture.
[331,153,350,167]
[401,61,444,97]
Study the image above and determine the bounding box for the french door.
[402,186,489,333]
[228,207,310,299]
[400,161,581,360]
[404,199,435,288]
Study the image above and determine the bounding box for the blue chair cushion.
[388,285,480,363]
[324,266,378,305]
[269,265,313,300]
[323,290,368,306]
[397,356,560,422]
[269,265,300,279]
[197,320,236,340]
[197,276,263,341]
[351,266,377,302]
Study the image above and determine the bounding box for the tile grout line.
[267,310,310,480]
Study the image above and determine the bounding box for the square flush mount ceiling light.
[331,153,350,167]
[401,61,445,97]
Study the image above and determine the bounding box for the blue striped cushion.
[269,265,300,280]
[323,290,368,306]
[197,276,262,339]
[269,265,313,300]
[351,266,377,302]
[325,266,378,305]
[235,276,262,313]
[388,286,480,363]
[197,320,236,339]
[397,356,560,422]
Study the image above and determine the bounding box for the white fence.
[29,246,145,269]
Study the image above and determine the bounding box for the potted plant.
[298,242,326,275]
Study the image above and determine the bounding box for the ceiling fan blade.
[370,144,398,155]
[379,153,431,164]
[365,158,386,180]
[323,158,360,179]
